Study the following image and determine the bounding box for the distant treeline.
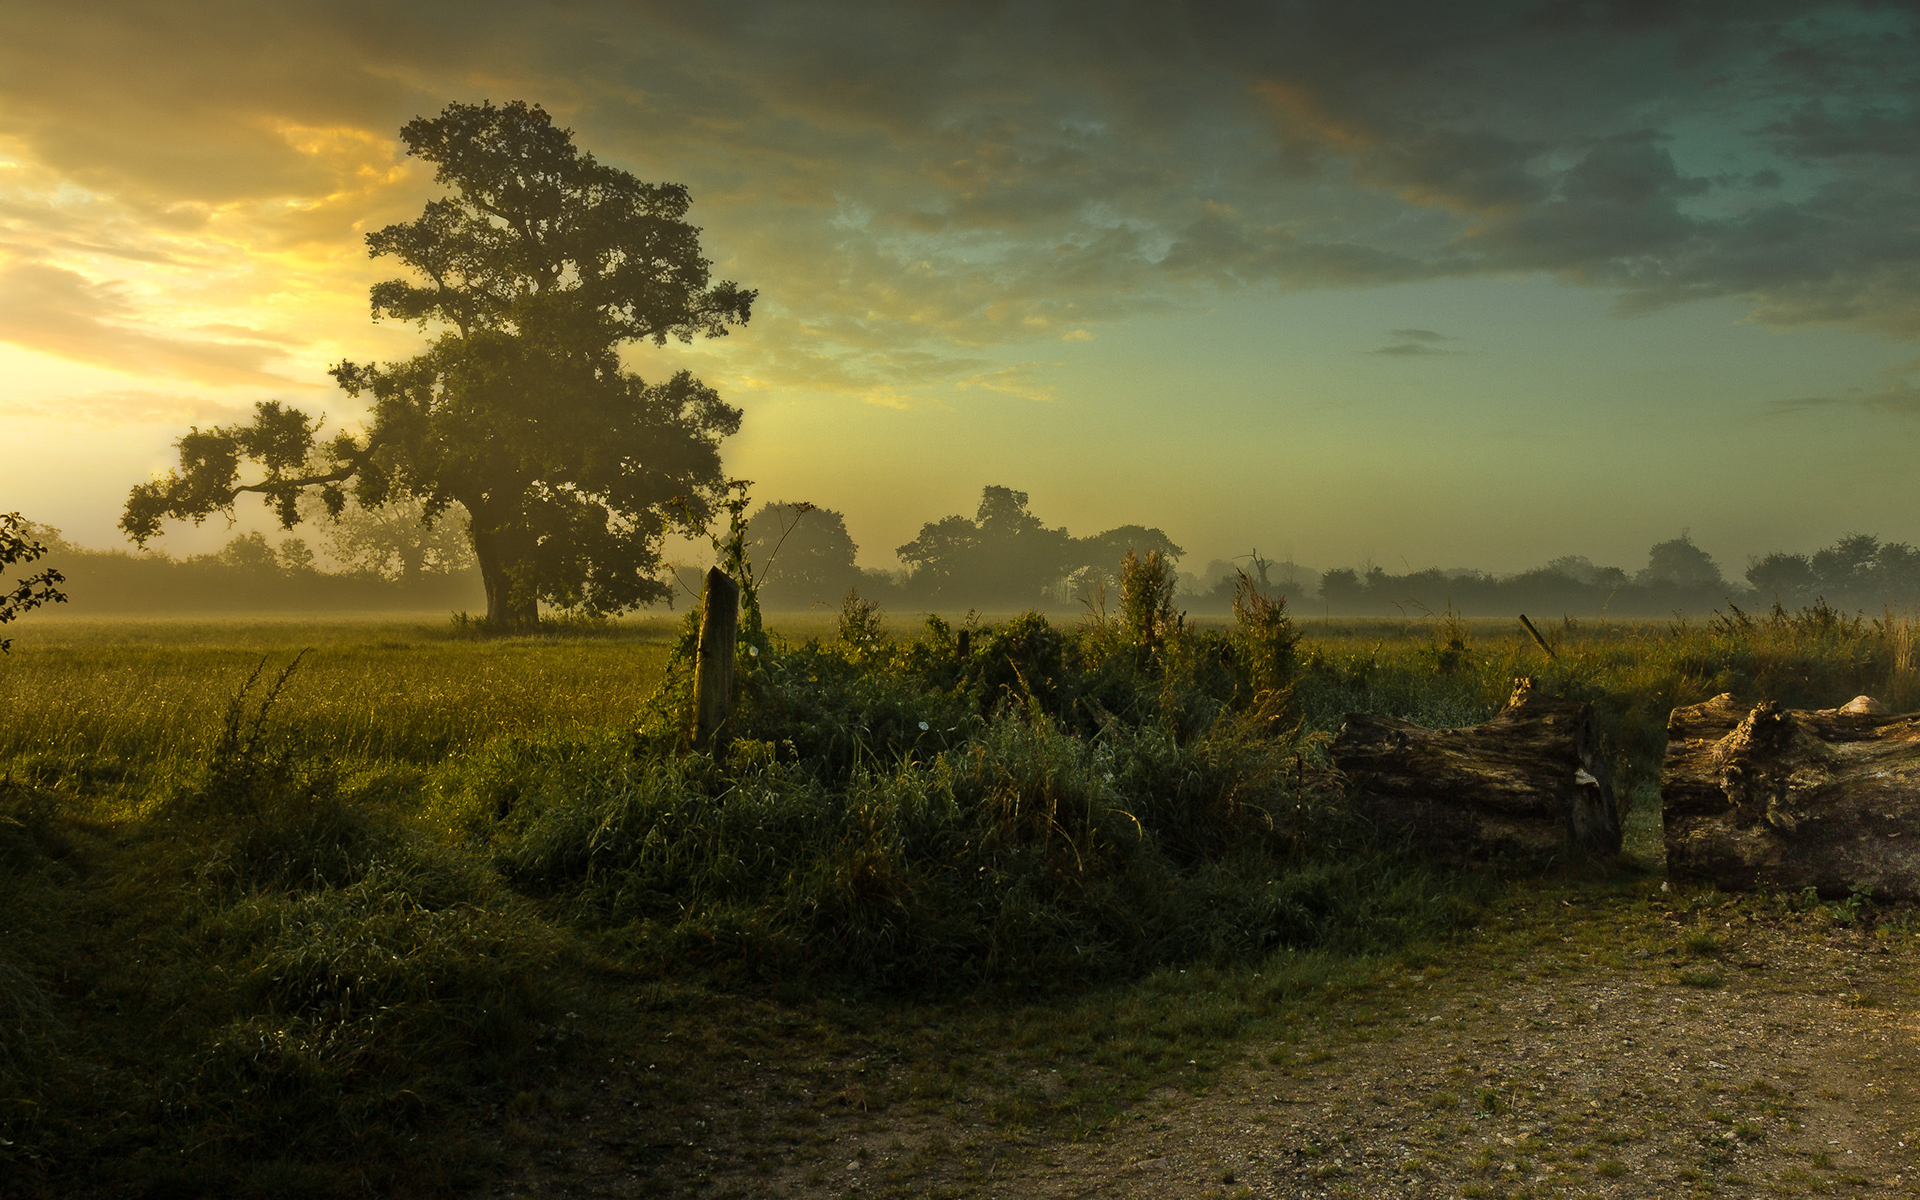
[729,489,1920,619]
[22,490,1920,620]
[22,526,482,615]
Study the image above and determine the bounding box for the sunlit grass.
[0,617,682,808]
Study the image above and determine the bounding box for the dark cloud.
[1766,376,1920,416]
[2,0,1917,397]
[1389,329,1451,341]
[1367,341,1462,357]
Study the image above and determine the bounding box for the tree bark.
[1331,677,1622,861]
[693,567,740,750]
[1663,693,1920,898]
[468,519,539,630]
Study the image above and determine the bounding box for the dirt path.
[489,896,1920,1199]
[1000,924,1920,1198]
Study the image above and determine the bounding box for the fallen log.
[1663,693,1920,898]
[1331,678,1621,861]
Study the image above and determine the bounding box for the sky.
[3,0,1919,578]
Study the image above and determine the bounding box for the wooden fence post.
[693,567,740,750]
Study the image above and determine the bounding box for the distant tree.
[276,538,318,576]
[1638,532,1723,590]
[121,100,753,629]
[211,532,281,574]
[1871,541,1920,602]
[308,495,476,582]
[1319,567,1364,609]
[897,486,1076,606]
[744,501,860,608]
[0,513,67,652]
[1747,551,1817,606]
[895,486,1181,608]
[1810,533,1881,595]
[1748,534,1920,609]
[1545,555,1601,585]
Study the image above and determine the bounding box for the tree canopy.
[895,486,1182,608]
[122,101,753,628]
[743,502,861,609]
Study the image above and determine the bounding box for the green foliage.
[497,606,1456,995]
[1231,569,1299,698]
[0,512,67,652]
[1119,548,1182,655]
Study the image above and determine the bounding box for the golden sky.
[4,1,1918,575]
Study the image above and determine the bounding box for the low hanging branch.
[1331,677,1621,861]
[119,401,371,542]
[1663,693,1920,899]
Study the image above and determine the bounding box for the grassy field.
[3,602,1917,1197]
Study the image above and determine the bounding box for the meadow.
[3,596,1917,1197]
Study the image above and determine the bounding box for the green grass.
[2,604,1916,1196]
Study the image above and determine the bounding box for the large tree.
[122,101,754,627]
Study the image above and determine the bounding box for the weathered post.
[693,567,740,750]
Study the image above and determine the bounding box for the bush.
[488,605,1467,995]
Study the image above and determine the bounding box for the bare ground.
[486,888,1920,1200]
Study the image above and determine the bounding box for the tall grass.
[0,619,677,809]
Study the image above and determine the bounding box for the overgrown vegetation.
[3,602,1918,1195]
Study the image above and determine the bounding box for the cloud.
[1,0,1918,409]
[0,387,250,425]
[1367,327,1463,356]
[1766,376,1920,417]
[0,261,302,385]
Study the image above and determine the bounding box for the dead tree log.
[1663,693,1920,898]
[692,567,740,750]
[1331,678,1621,861]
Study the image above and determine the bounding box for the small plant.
[839,588,886,654]
[1119,549,1183,655]
[1232,569,1299,699]
[196,652,313,815]
[1833,883,1874,925]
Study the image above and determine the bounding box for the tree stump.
[1663,693,1920,898]
[1330,677,1621,861]
[692,567,740,750]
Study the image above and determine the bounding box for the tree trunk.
[693,567,740,750]
[1663,693,1920,898]
[468,519,539,630]
[1330,677,1622,861]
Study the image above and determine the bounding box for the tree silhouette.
[122,101,753,628]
